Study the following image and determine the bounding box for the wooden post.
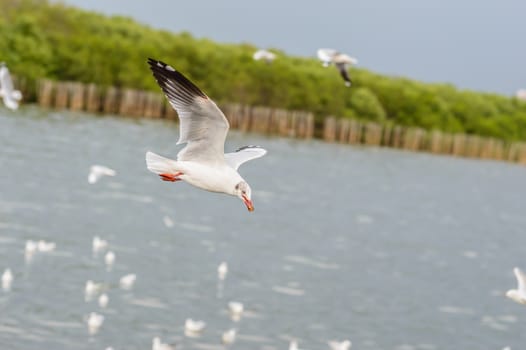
[305,113,314,139]
[517,143,526,164]
[143,92,163,118]
[382,124,393,146]
[337,119,350,143]
[85,83,101,113]
[277,110,291,137]
[452,134,466,156]
[69,82,85,111]
[103,87,120,115]
[250,106,271,134]
[37,79,54,108]
[270,109,288,135]
[54,82,69,109]
[364,122,382,146]
[492,140,505,160]
[392,126,403,148]
[429,130,443,154]
[348,120,362,144]
[464,135,481,158]
[323,116,337,142]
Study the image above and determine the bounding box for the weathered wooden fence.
[34,79,526,165]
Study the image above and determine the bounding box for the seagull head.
[234,181,254,212]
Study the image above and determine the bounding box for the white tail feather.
[145,151,179,175]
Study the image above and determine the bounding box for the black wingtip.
[235,145,262,152]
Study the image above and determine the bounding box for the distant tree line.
[1,0,526,140]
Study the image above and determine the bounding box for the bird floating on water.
[328,340,352,350]
[0,62,22,110]
[104,251,116,270]
[152,336,175,350]
[37,240,56,252]
[228,301,244,321]
[506,267,526,305]
[85,280,103,301]
[119,273,136,290]
[88,165,116,184]
[2,268,13,291]
[218,262,228,280]
[184,318,206,336]
[92,236,108,255]
[253,49,277,64]
[87,312,104,335]
[145,58,267,212]
[98,293,109,308]
[316,48,358,87]
[222,328,237,345]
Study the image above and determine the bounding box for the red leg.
[159,172,183,182]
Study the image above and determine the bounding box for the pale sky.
[60,0,526,95]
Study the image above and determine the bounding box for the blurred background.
[1,1,526,349]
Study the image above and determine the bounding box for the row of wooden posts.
[35,79,526,164]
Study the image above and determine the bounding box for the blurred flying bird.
[253,49,277,64]
[0,62,22,110]
[163,215,174,228]
[506,267,526,305]
[145,58,267,212]
[316,49,358,86]
[2,268,13,291]
[289,340,300,350]
[516,89,526,101]
[88,165,116,184]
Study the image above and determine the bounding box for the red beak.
[242,194,254,212]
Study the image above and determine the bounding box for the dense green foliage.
[1,0,526,140]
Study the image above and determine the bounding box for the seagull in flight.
[0,62,23,110]
[506,267,526,305]
[316,49,358,87]
[253,49,277,64]
[145,58,267,212]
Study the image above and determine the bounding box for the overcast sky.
[60,0,526,95]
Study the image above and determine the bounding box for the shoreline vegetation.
[1,0,526,162]
[32,79,526,165]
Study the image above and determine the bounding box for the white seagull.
[316,49,358,87]
[92,236,108,255]
[104,251,116,269]
[218,261,228,280]
[516,89,526,101]
[145,58,267,212]
[87,312,104,335]
[2,268,13,291]
[152,336,175,350]
[506,267,526,305]
[37,240,56,253]
[88,165,116,184]
[289,340,300,350]
[184,318,206,336]
[253,49,277,64]
[98,293,109,308]
[328,340,352,350]
[25,240,38,257]
[222,328,237,345]
[0,62,22,110]
[228,301,244,321]
[317,48,339,67]
[85,280,103,301]
[119,273,136,290]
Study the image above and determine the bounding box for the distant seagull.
[2,268,13,291]
[222,328,237,345]
[85,280,103,301]
[184,318,206,336]
[145,58,267,212]
[88,165,116,184]
[317,48,338,67]
[253,49,277,64]
[98,293,109,308]
[289,340,300,350]
[92,236,108,255]
[218,262,228,280]
[506,267,526,305]
[163,215,174,228]
[0,62,22,110]
[119,273,136,290]
[332,53,358,87]
[316,49,358,86]
[25,240,38,258]
[516,89,526,101]
[228,301,244,321]
[152,336,175,350]
[328,340,352,350]
[104,251,116,270]
[87,312,104,335]
[37,240,56,253]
